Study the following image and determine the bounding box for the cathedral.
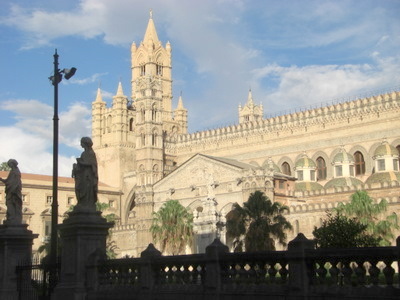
[1,13,399,257]
[91,13,400,256]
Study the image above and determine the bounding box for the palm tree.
[226,190,292,252]
[150,200,194,255]
[335,190,399,246]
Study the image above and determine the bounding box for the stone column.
[51,210,113,300]
[0,224,38,300]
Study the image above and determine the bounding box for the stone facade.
[0,171,121,255]
[2,13,399,257]
[88,13,400,257]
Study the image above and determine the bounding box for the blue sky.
[0,0,399,176]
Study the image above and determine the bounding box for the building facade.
[2,13,399,257]
[89,13,400,257]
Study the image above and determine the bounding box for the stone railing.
[86,234,400,300]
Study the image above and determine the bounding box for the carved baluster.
[341,261,353,286]
[368,260,380,286]
[328,260,339,285]
[383,260,395,286]
[279,261,289,283]
[316,261,328,284]
[268,262,278,284]
[354,260,366,286]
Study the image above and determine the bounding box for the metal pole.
[50,49,59,276]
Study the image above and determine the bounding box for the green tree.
[313,212,380,248]
[334,190,399,246]
[226,190,292,252]
[0,161,11,171]
[150,200,194,255]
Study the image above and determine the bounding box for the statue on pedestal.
[0,159,22,225]
[72,137,98,211]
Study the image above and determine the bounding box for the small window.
[46,196,53,205]
[140,65,146,76]
[310,170,316,181]
[354,151,365,175]
[297,171,303,181]
[316,157,327,180]
[377,159,385,171]
[157,64,163,76]
[282,162,291,176]
[394,159,399,171]
[350,165,355,176]
[279,180,285,189]
[22,194,28,203]
[335,166,343,177]
[109,200,115,208]
[44,220,51,237]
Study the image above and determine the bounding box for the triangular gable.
[154,153,253,190]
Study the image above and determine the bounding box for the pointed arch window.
[140,65,146,76]
[316,157,327,180]
[152,103,157,121]
[141,132,145,147]
[156,64,163,76]
[281,162,291,176]
[354,151,365,175]
[397,145,400,170]
[152,129,158,147]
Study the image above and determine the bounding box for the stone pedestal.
[52,209,113,300]
[0,224,38,300]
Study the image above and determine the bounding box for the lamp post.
[49,49,76,286]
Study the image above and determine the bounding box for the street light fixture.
[49,49,76,286]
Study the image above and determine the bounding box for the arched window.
[107,115,112,133]
[152,130,157,146]
[141,108,145,123]
[316,157,327,180]
[397,145,400,170]
[129,118,134,131]
[281,162,291,176]
[156,64,163,76]
[354,151,365,175]
[152,103,157,121]
[141,132,145,147]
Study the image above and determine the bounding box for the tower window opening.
[157,64,163,76]
[140,65,146,76]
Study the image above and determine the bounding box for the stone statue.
[0,159,22,225]
[72,137,98,210]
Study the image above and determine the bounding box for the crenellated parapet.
[172,91,400,148]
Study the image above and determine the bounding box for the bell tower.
[131,10,176,132]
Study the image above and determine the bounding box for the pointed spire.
[95,87,103,102]
[176,92,186,110]
[246,89,254,105]
[116,81,125,96]
[143,9,160,45]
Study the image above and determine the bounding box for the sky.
[0,0,399,177]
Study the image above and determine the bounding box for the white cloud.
[0,126,75,176]
[253,54,400,114]
[0,99,91,176]
[70,73,108,85]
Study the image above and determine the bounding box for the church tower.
[131,10,178,133]
[133,75,164,187]
[238,89,264,123]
